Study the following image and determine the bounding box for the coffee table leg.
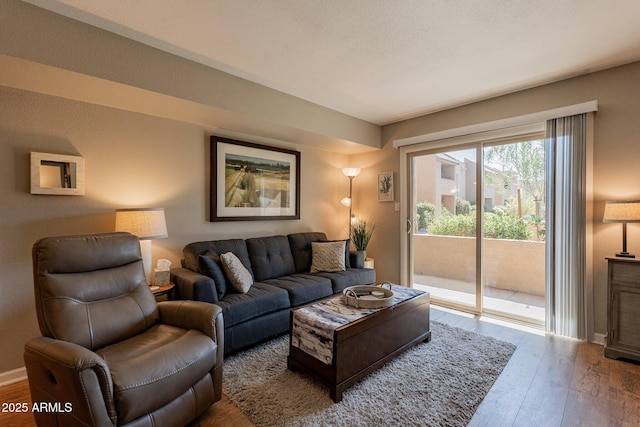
[287,356,298,371]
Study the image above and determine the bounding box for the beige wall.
[375,60,640,341]
[0,86,354,373]
[351,141,402,283]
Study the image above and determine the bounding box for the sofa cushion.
[310,241,346,273]
[220,252,253,293]
[198,251,227,299]
[97,324,217,425]
[183,239,252,277]
[287,232,330,273]
[315,268,377,293]
[246,235,296,281]
[262,274,333,307]
[214,282,290,327]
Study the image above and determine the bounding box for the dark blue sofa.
[170,232,376,355]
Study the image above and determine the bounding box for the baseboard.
[0,367,27,387]
[592,333,606,346]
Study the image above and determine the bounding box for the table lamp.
[115,207,168,284]
[603,200,640,258]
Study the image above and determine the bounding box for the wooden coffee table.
[287,284,430,402]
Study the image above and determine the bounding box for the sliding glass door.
[481,139,546,324]
[410,137,545,324]
[410,147,480,311]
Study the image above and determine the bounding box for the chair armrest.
[158,300,224,396]
[170,267,219,303]
[158,300,224,346]
[158,301,224,402]
[23,337,116,426]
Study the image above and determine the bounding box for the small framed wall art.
[377,172,394,202]
[210,136,300,221]
[30,152,85,195]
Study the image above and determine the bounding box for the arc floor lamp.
[341,167,361,239]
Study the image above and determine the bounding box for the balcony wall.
[414,234,545,296]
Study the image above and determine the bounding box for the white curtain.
[545,114,587,339]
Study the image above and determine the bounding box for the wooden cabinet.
[605,257,640,361]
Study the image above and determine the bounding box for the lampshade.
[342,167,361,178]
[603,201,640,223]
[115,208,168,240]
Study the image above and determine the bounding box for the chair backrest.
[32,232,158,350]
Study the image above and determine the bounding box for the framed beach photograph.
[377,172,394,202]
[210,136,300,221]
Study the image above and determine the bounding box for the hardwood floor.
[432,306,640,426]
[2,306,639,426]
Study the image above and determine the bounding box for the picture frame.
[377,172,394,202]
[30,152,85,196]
[210,136,300,221]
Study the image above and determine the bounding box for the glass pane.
[482,139,546,324]
[412,148,477,309]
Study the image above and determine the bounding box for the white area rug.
[223,321,515,427]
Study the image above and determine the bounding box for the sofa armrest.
[171,267,219,303]
[24,337,116,426]
[350,251,365,269]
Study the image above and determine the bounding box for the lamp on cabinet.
[603,200,640,258]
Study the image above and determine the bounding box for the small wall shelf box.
[30,152,85,195]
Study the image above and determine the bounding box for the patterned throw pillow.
[320,239,351,268]
[310,241,346,273]
[220,252,253,293]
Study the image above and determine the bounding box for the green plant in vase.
[350,218,375,258]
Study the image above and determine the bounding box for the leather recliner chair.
[24,232,224,426]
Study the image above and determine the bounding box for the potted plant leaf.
[350,218,375,260]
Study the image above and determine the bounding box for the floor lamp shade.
[342,168,361,178]
[603,201,640,258]
[115,208,168,283]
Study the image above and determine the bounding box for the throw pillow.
[310,241,346,273]
[198,250,228,300]
[220,252,253,293]
[320,239,351,268]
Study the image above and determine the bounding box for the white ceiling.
[23,0,640,126]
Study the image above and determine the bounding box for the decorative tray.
[342,282,394,309]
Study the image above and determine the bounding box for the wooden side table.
[605,257,640,362]
[150,283,175,300]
